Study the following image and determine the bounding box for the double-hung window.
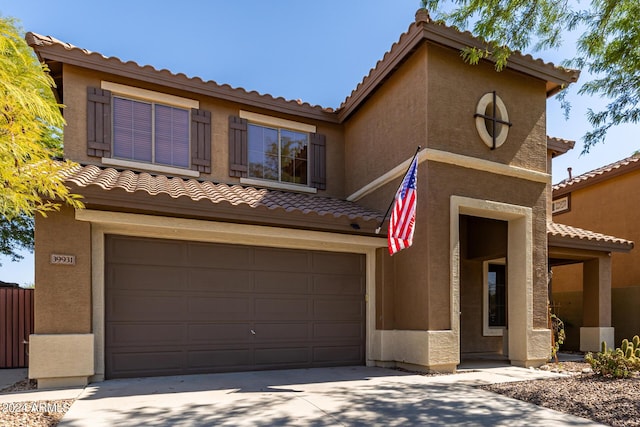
[113,97,190,168]
[248,124,309,185]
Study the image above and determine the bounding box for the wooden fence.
[0,287,34,368]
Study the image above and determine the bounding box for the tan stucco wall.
[61,64,347,198]
[552,170,640,344]
[344,41,549,333]
[34,206,92,334]
[553,171,640,289]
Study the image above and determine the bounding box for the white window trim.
[241,110,315,189]
[101,81,199,109]
[103,81,197,173]
[240,110,316,133]
[483,257,506,337]
[240,177,317,194]
[101,157,200,178]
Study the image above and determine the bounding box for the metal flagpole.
[375,145,422,234]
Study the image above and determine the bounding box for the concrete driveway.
[56,366,604,426]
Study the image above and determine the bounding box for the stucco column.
[580,255,614,351]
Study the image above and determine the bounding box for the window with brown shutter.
[229,115,248,177]
[310,133,326,190]
[191,109,211,173]
[87,87,112,157]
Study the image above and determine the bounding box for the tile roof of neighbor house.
[63,165,384,234]
[553,154,640,196]
[26,9,579,124]
[547,222,634,252]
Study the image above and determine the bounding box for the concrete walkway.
[1,361,602,426]
[47,365,603,427]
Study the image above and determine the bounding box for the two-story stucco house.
[26,10,603,388]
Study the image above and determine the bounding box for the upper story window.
[113,97,190,168]
[229,111,326,194]
[86,82,211,177]
[248,124,308,185]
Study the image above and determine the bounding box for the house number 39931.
[50,254,76,265]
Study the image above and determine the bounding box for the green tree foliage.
[421,0,640,153]
[0,16,83,263]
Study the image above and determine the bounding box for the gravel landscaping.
[483,361,640,427]
[1,360,638,426]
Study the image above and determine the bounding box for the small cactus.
[601,341,608,353]
[587,336,640,378]
[622,339,629,353]
[633,335,640,349]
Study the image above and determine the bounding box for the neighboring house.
[26,9,622,388]
[552,155,640,349]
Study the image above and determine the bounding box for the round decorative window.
[474,92,511,150]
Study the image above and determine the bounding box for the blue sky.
[0,0,636,285]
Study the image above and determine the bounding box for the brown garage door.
[105,235,365,379]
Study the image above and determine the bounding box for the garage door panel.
[313,346,362,364]
[106,235,365,378]
[109,323,185,346]
[254,248,311,272]
[188,323,253,342]
[253,323,309,341]
[110,351,185,378]
[109,237,185,266]
[254,298,310,320]
[254,272,311,294]
[312,252,364,274]
[109,293,186,321]
[313,275,365,295]
[188,269,254,292]
[313,299,363,320]
[313,322,363,340]
[109,265,187,291]
[254,347,309,365]
[187,243,253,269]
[188,348,253,368]
[187,296,251,319]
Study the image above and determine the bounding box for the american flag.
[388,156,418,255]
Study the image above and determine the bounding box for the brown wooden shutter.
[229,116,248,177]
[310,133,326,190]
[87,87,112,157]
[191,109,211,173]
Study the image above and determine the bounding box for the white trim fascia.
[101,157,200,178]
[240,177,317,194]
[101,81,199,109]
[240,110,316,133]
[75,209,385,252]
[347,148,550,202]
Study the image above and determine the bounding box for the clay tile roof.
[553,154,640,195]
[64,164,384,227]
[547,222,634,252]
[547,136,575,156]
[25,33,337,123]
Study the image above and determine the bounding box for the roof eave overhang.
[553,160,640,197]
[547,137,575,157]
[548,235,634,253]
[69,184,383,237]
[27,37,340,125]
